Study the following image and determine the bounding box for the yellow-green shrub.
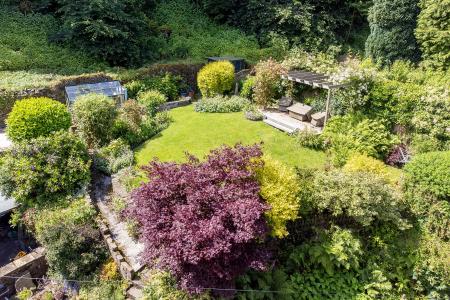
[6,97,71,142]
[197,61,234,97]
[343,154,392,184]
[256,156,300,238]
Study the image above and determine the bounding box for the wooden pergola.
[281,70,347,125]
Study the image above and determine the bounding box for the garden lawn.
[135,105,326,169]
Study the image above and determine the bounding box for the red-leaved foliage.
[126,144,270,296]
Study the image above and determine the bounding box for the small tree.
[137,90,167,116]
[6,97,71,142]
[126,144,270,296]
[253,59,286,107]
[72,93,117,148]
[415,0,450,70]
[365,0,420,65]
[197,61,235,97]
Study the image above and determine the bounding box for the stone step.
[263,118,295,134]
[264,115,298,132]
[126,286,143,300]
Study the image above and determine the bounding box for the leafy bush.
[125,73,184,100]
[410,134,444,155]
[295,129,325,150]
[34,199,107,279]
[137,90,167,116]
[254,59,286,107]
[6,97,71,142]
[424,201,450,241]
[0,131,90,207]
[126,144,269,296]
[365,0,420,65]
[403,151,450,216]
[112,100,171,147]
[244,104,264,121]
[142,270,210,300]
[415,0,450,70]
[240,76,256,99]
[256,156,300,238]
[78,281,126,300]
[194,95,250,113]
[93,139,134,175]
[197,61,235,97]
[413,233,450,298]
[343,154,392,184]
[323,115,397,165]
[313,170,409,229]
[72,93,117,148]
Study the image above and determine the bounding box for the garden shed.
[64,81,128,106]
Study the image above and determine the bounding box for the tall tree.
[365,0,420,65]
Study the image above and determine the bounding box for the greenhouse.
[64,81,127,106]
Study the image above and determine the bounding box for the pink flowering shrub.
[126,144,270,296]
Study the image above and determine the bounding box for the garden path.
[90,174,144,272]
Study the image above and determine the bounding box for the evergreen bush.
[6,97,71,142]
[365,0,420,65]
[415,0,450,70]
[93,139,134,175]
[197,61,235,97]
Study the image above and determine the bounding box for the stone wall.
[0,247,47,297]
[161,97,191,110]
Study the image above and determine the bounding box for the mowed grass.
[135,105,326,169]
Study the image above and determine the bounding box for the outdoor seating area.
[262,69,348,134]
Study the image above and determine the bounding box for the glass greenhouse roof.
[65,81,126,103]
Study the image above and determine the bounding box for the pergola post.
[324,88,332,126]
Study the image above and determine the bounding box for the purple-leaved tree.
[126,144,271,296]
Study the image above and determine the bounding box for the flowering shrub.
[412,87,450,141]
[254,59,286,107]
[194,95,250,113]
[94,139,134,174]
[126,144,270,296]
[72,93,117,148]
[0,131,91,207]
[197,61,235,97]
[6,97,71,142]
[256,156,300,238]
